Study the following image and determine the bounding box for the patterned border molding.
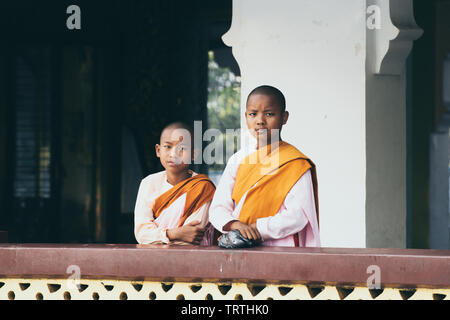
[1,278,449,300]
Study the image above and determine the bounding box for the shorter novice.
[134,122,216,245]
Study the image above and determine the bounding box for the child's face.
[245,93,288,144]
[155,127,194,173]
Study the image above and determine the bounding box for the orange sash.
[152,174,216,227]
[232,141,319,226]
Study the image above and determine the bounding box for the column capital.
[367,0,423,75]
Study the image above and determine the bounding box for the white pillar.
[365,0,422,248]
[223,0,422,248]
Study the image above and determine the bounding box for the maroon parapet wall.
[0,244,449,288]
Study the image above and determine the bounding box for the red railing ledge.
[0,244,449,289]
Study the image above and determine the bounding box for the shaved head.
[157,121,196,169]
[161,121,194,136]
[160,121,194,142]
[246,85,286,113]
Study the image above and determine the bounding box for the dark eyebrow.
[163,141,173,145]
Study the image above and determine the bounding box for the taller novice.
[209,85,320,247]
[134,122,216,245]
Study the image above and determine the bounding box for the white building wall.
[223,0,367,247]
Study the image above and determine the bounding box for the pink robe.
[209,143,320,247]
[134,170,214,245]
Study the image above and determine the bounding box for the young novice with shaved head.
[134,122,216,245]
[209,85,320,247]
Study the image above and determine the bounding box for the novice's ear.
[155,144,161,158]
[282,111,289,125]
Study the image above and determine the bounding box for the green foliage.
[207,51,241,172]
[207,51,241,132]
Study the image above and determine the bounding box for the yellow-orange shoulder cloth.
[152,174,216,227]
[232,141,319,226]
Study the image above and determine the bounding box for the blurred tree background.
[207,51,241,182]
